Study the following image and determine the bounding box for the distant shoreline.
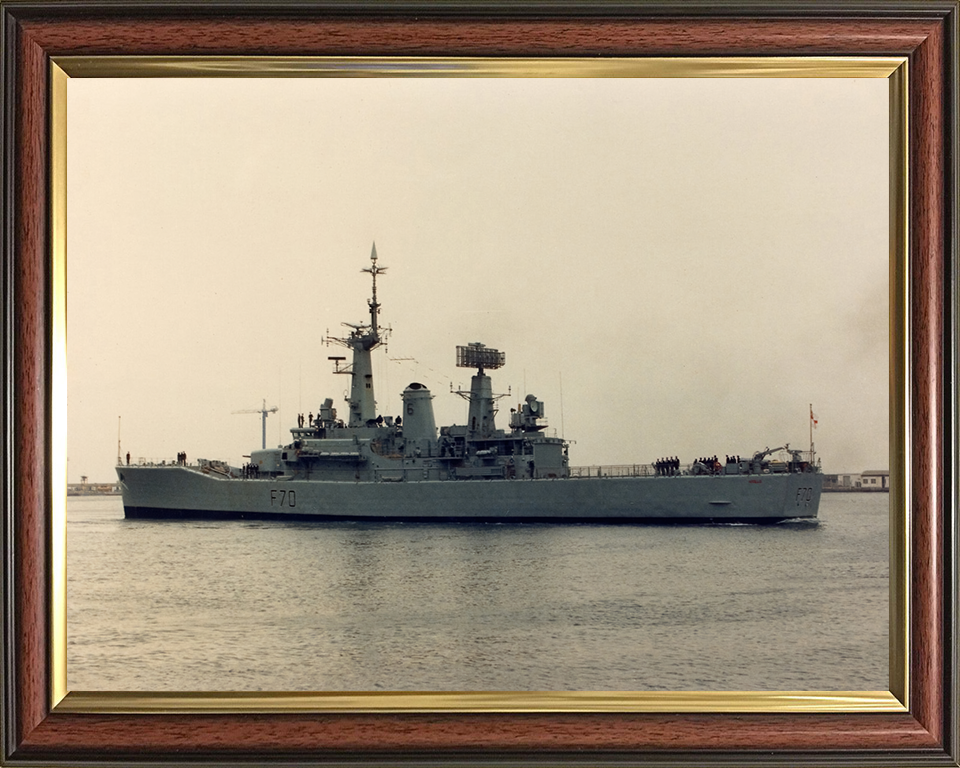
[67,484,120,496]
[822,487,889,493]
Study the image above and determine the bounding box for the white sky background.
[66,76,889,483]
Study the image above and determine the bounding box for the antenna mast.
[362,242,386,337]
[324,244,390,426]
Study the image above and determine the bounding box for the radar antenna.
[456,342,505,375]
[453,343,508,437]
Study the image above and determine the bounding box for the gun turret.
[752,445,786,462]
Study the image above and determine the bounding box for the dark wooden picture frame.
[2,2,957,765]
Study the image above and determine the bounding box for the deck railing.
[120,457,197,468]
[568,464,660,478]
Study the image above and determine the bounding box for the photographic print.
[66,73,889,692]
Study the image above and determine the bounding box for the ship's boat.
[117,245,822,523]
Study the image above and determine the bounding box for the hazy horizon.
[66,76,889,483]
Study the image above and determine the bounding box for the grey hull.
[117,465,822,523]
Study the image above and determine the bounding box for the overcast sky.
[65,76,889,483]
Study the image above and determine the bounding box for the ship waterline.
[117,244,822,524]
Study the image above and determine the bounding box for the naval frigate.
[117,245,822,524]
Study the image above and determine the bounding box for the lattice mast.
[325,244,389,427]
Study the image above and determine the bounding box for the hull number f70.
[795,487,813,506]
[270,489,296,507]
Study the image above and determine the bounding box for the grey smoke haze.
[66,76,889,483]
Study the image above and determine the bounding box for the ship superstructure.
[117,245,822,523]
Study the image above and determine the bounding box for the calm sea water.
[67,493,888,692]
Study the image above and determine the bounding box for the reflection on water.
[67,494,888,691]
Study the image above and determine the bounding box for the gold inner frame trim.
[55,690,904,715]
[54,55,904,78]
[50,61,69,708]
[49,55,910,715]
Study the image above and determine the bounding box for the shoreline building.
[822,469,889,492]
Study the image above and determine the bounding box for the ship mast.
[365,242,384,336]
[454,343,507,439]
[325,244,388,427]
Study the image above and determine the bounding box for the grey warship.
[117,246,822,524]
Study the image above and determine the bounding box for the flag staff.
[809,404,816,463]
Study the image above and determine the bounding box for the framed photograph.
[2,2,956,766]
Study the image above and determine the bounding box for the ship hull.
[117,465,821,524]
